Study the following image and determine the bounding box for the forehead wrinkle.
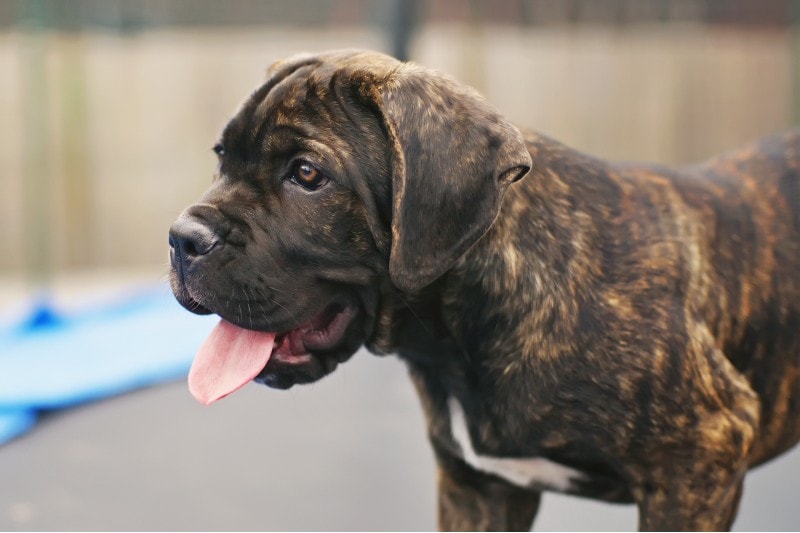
[262,81,342,158]
[300,70,374,164]
[262,124,313,154]
[302,138,346,172]
[221,61,313,144]
[251,66,316,136]
[219,65,317,156]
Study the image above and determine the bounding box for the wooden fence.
[0,22,795,280]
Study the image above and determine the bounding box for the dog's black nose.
[169,214,220,270]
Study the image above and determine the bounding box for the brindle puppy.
[169,50,800,531]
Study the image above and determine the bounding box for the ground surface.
[0,346,798,531]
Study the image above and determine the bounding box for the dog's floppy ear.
[372,64,532,292]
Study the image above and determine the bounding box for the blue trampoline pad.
[0,285,217,444]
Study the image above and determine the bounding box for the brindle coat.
[169,50,800,531]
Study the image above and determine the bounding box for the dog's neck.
[370,133,605,369]
[445,139,603,360]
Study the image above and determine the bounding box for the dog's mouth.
[188,299,359,404]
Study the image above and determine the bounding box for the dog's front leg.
[405,367,540,530]
[437,458,541,532]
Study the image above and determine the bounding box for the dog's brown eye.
[212,143,225,157]
[291,160,328,191]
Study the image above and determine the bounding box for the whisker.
[252,283,300,328]
[228,286,236,311]
[261,283,296,298]
[244,286,254,329]
[397,293,436,340]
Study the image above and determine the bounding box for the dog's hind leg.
[634,326,759,531]
[634,413,751,531]
[636,467,746,531]
[437,461,541,532]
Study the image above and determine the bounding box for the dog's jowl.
[169,50,800,531]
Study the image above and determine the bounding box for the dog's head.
[169,50,531,399]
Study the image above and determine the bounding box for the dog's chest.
[446,397,589,492]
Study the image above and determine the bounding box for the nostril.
[169,215,220,263]
[183,239,199,257]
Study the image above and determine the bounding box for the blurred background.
[0,0,798,530]
[1,0,799,287]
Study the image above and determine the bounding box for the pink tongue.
[188,319,276,406]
